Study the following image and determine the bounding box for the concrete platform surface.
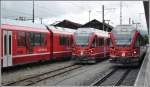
[134,46,150,86]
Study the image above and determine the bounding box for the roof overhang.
[143,1,149,33]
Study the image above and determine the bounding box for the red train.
[109,24,147,66]
[0,19,75,67]
[72,28,110,63]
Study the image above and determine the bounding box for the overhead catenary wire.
[1,1,146,27]
[1,2,127,19]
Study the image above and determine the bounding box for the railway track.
[3,64,82,86]
[91,68,131,86]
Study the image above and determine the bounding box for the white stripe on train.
[12,51,72,58]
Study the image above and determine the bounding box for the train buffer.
[134,46,150,86]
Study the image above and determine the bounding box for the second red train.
[72,28,110,63]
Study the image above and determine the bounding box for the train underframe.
[72,56,96,63]
[72,55,107,63]
[109,56,142,66]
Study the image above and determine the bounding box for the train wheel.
[132,61,140,68]
[90,60,97,64]
[38,60,43,63]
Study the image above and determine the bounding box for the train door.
[104,38,106,58]
[3,30,12,67]
[98,38,104,58]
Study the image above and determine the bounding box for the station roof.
[143,1,149,33]
[53,20,82,29]
[80,19,113,32]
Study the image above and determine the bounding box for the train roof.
[1,18,47,30]
[47,26,76,35]
[112,24,137,32]
[112,24,145,38]
[1,19,76,34]
[76,28,109,38]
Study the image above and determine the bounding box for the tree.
[143,35,149,44]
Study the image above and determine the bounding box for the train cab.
[72,28,110,63]
[109,24,146,66]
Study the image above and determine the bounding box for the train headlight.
[80,51,83,56]
[134,51,136,54]
[122,53,125,57]
[91,50,93,53]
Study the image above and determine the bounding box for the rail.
[3,64,82,86]
[91,68,131,86]
[134,46,150,86]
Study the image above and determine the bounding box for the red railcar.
[47,26,75,60]
[72,28,110,63]
[1,19,75,67]
[109,25,147,66]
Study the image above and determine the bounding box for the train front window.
[112,31,134,46]
[115,36,131,45]
[112,25,136,46]
[74,32,93,47]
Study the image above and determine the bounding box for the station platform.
[134,46,150,86]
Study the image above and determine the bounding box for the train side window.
[71,37,74,47]
[25,32,30,48]
[134,37,140,48]
[65,36,68,46]
[59,35,63,45]
[98,38,101,46]
[29,33,46,46]
[34,33,41,46]
[67,37,70,47]
[102,39,104,46]
[92,38,96,48]
[59,35,64,45]
[109,39,113,47]
[139,37,145,46]
[107,39,110,45]
[64,37,67,46]
[99,38,104,46]
[17,32,26,46]
[96,37,99,47]
[30,32,35,46]
[59,35,69,46]
[41,34,46,46]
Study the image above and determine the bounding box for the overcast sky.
[1,1,148,35]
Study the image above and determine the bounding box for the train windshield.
[74,32,93,47]
[112,25,135,46]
